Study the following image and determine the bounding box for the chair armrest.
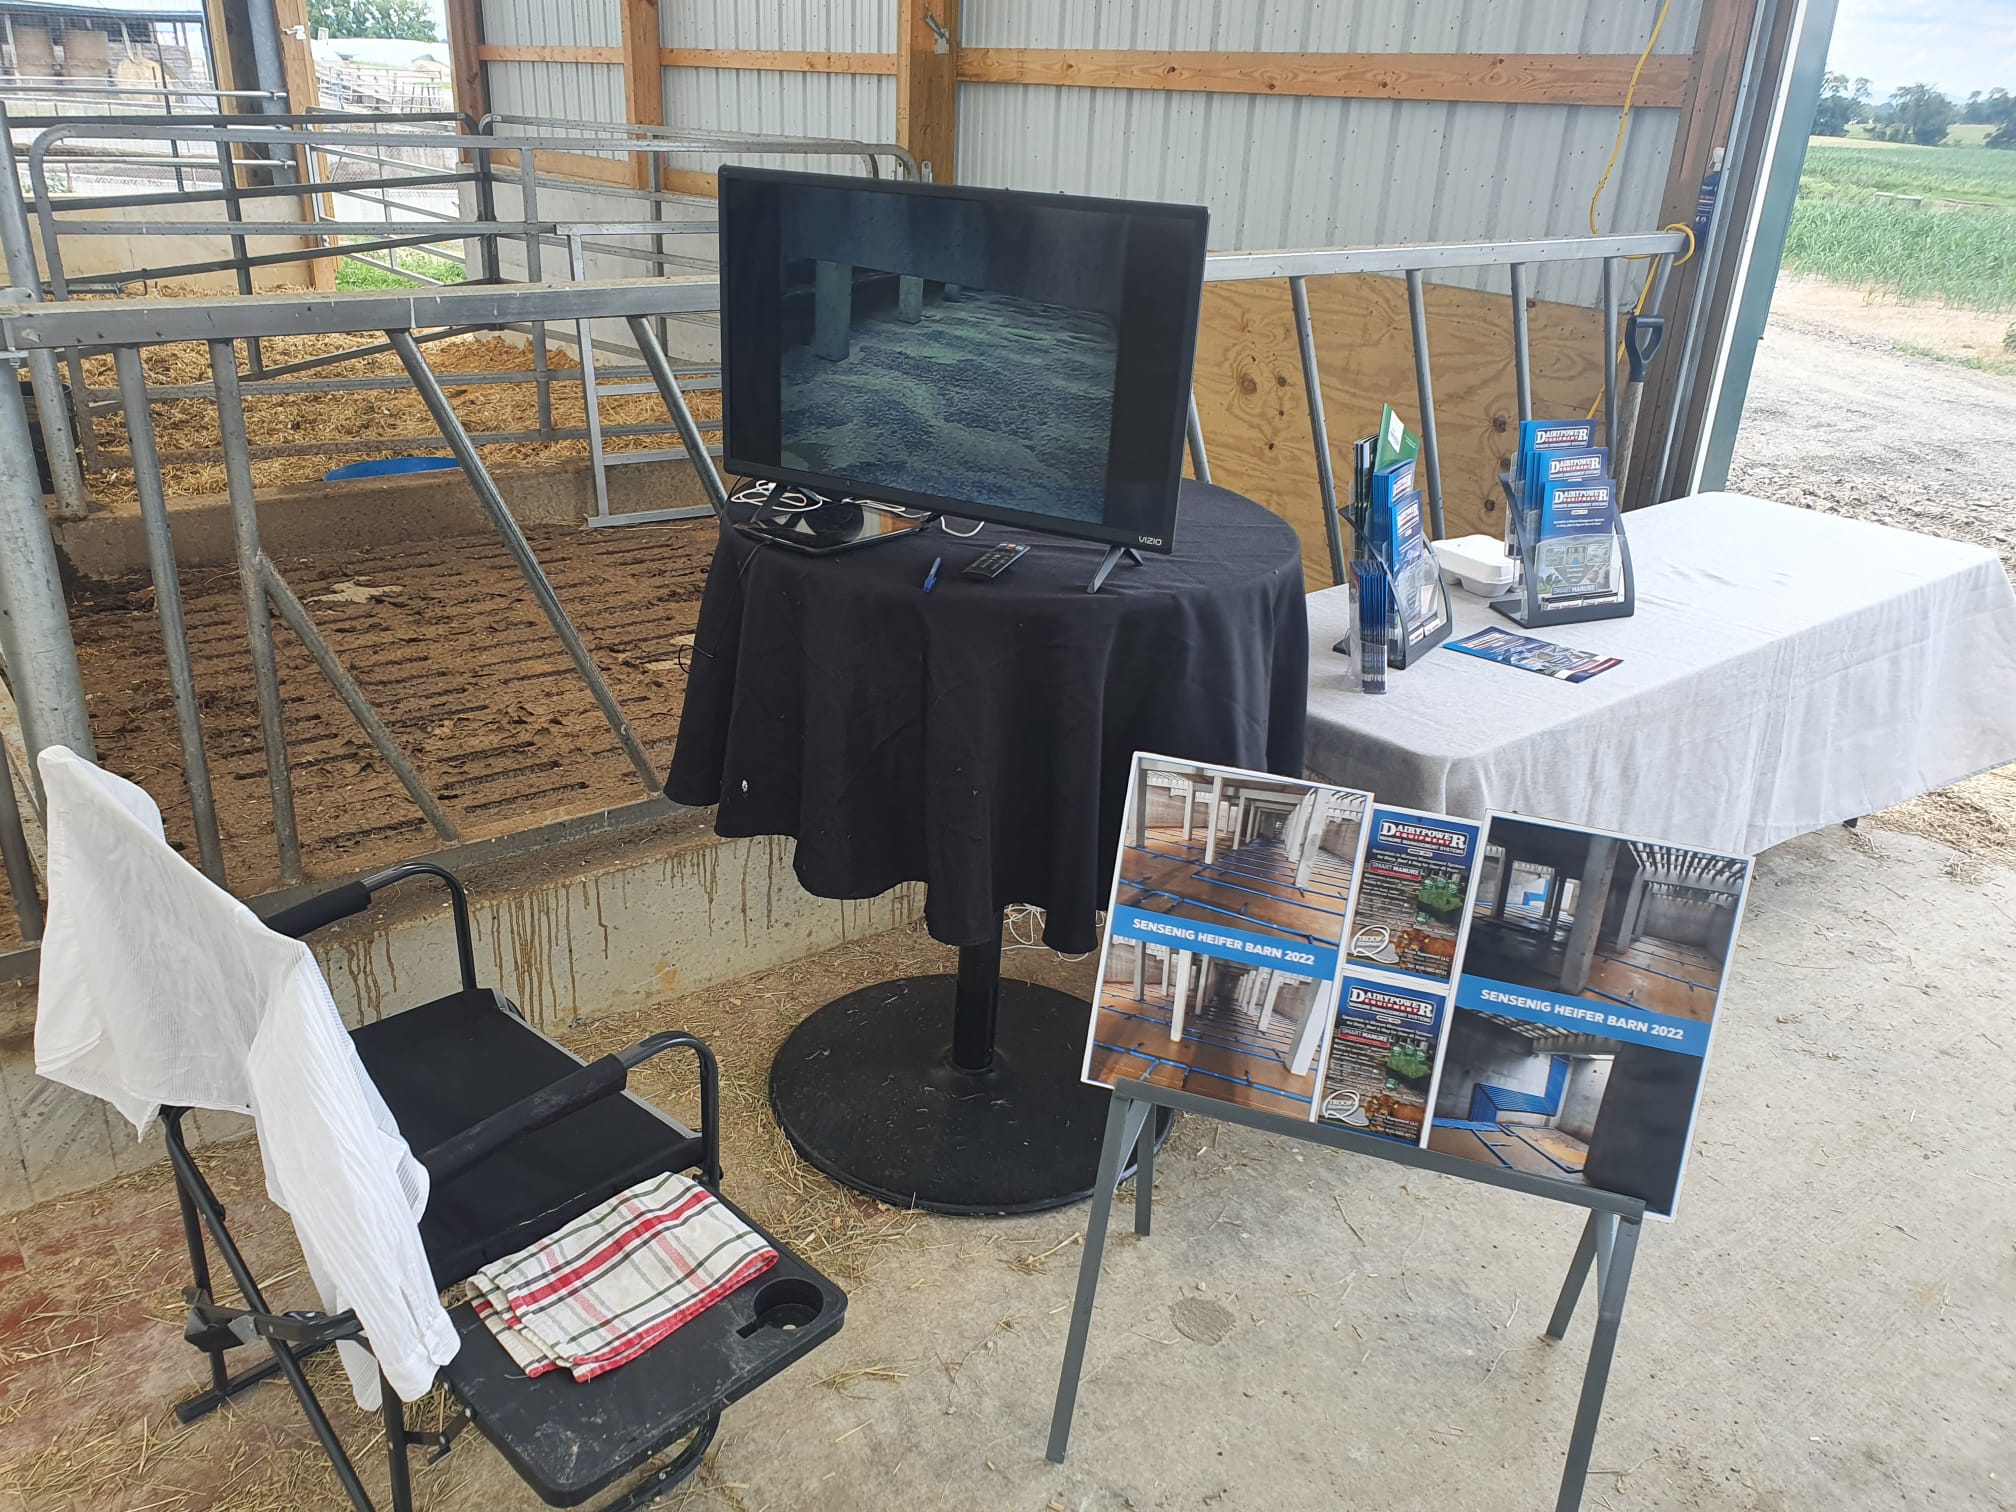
[418,1031,722,1189]
[419,1053,628,1186]
[261,880,372,939]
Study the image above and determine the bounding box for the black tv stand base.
[1087,546,1144,594]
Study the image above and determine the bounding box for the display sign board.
[1435,814,1752,1219]
[1082,755,1371,1122]
[1084,756,1754,1221]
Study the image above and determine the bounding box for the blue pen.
[922,556,942,593]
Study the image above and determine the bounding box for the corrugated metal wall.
[661,1,895,171]
[470,0,1702,311]
[953,0,1703,305]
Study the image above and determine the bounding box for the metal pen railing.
[0,226,1684,949]
[2,106,914,520]
[0,275,725,932]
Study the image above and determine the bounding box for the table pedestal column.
[769,919,1168,1215]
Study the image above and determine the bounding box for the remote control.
[962,542,1029,580]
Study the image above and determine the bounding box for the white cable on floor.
[1003,902,1094,962]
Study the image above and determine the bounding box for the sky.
[1824,0,2016,101]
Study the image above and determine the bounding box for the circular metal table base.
[770,973,1168,1216]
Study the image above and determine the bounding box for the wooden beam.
[618,0,664,189]
[487,147,634,186]
[661,167,719,197]
[445,0,490,123]
[955,49,1690,108]
[476,44,625,65]
[897,0,958,181]
[477,45,1687,110]
[659,48,896,76]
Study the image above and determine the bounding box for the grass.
[1785,141,2016,310]
[1895,340,2016,377]
[1801,140,2016,208]
[1845,122,1998,147]
[334,245,466,291]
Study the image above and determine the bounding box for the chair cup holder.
[738,1277,825,1337]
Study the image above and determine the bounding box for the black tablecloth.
[665,482,1308,953]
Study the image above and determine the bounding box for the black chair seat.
[441,1192,846,1507]
[351,989,704,1288]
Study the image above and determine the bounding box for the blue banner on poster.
[1454,974,1713,1057]
[1111,906,1340,982]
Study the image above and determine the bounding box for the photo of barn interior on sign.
[1433,815,1753,1219]
[1082,756,1371,1118]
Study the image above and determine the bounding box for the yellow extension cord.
[1582,0,1697,421]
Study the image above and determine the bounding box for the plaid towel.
[469,1171,777,1383]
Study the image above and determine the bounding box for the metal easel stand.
[1046,1079,1648,1512]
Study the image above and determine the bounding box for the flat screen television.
[717,167,1209,555]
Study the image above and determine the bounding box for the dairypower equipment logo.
[1548,452,1604,479]
[1552,485,1610,508]
[1377,818,1470,856]
[1348,984,1436,1021]
[1534,425,1587,446]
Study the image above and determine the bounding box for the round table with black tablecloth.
[666,481,1308,1212]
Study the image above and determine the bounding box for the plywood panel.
[1191,275,1604,587]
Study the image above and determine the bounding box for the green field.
[334,246,465,291]
[1786,140,2016,309]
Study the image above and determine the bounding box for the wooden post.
[200,0,255,108]
[619,0,664,189]
[269,0,334,291]
[896,0,958,181]
[1631,0,1758,505]
[445,0,489,125]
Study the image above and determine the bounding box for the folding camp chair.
[164,861,845,1512]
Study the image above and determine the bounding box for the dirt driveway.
[1728,276,2016,864]
[1729,277,2016,576]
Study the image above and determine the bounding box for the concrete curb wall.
[0,822,921,1212]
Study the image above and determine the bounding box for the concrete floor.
[3,820,2012,1511]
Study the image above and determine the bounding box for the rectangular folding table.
[1304,493,2016,852]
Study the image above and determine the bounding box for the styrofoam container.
[1431,533,1520,596]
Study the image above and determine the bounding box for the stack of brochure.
[1350,405,1448,676]
[1510,420,1626,609]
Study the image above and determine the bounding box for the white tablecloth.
[1304,492,2016,856]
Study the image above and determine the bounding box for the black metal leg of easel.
[1086,545,1144,593]
[1545,1210,1603,1341]
[1132,1101,1157,1237]
[1046,1091,1152,1462]
[1554,1212,1641,1512]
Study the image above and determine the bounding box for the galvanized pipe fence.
[0,226,1685,958]
[1,103,916,518]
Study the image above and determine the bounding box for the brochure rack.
[1380,540,1456,666]
[1492,476,1637,629]
[1046,1079,1649,1512]
[1355,445,1454,669]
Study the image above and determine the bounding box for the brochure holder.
[1491,476,1637,629]
[1047,1080,1649,1512]
[1377,538,1456,668]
